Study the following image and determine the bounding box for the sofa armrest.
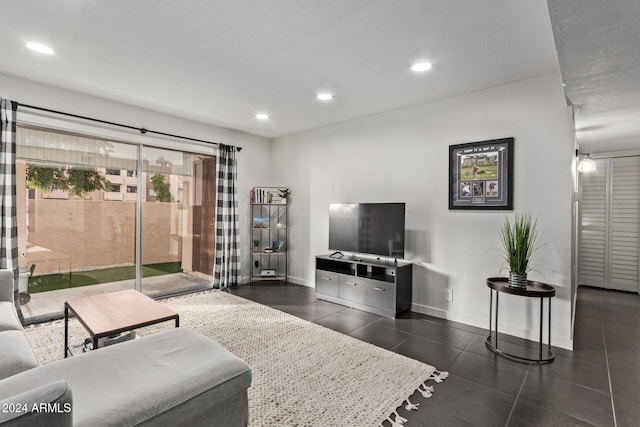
[0,270,14,303]
[0,380,72,427]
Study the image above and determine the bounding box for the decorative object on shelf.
[499,213,539,289]
[251,187,290,204]
[253,239,260,253]
[272,240,285,252]
[449,137,514,210]
[278,188,291,203]
[252,217,269,228]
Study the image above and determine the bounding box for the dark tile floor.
[230,283,640,427]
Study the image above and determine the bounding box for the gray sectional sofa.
[0,270,252,426]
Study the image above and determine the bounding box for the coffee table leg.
[64,304,69,358]
[175,316,180,328]
[93,336,99,352]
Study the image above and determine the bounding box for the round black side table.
[485,277,555,364]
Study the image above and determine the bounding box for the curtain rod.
[17,103,242,152]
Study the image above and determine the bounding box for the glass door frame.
[16,109,218,321]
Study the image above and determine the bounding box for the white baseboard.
[411,302,573,351]
[241,277,574,350]
[285,275,311,287]
[241,275,311,287]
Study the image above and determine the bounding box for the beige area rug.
[25,290,447,426]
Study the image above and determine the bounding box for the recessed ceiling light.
[411,62,432,73]
[316,93,333,101]
[26,42,55,55]
[256,113,269,120]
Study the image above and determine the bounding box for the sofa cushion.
[0,380,72,427]
[0,302,23,332]
[0,331,39,380]
[0,328,252,427]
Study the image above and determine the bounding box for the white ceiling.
[548,0,640,154]
[0,1,561,139]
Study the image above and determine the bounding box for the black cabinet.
[315,255,412,318]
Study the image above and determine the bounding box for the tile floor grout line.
[601,323,617,427]
[389,335,412,352]
[504,363,530,426]
[308,302,348,323]
[348,316,384,335]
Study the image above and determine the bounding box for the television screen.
[329,203,405,258]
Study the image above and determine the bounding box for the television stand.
[315,254,412,318]
[329,251,344,258]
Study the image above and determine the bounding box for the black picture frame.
[449,137,514,210]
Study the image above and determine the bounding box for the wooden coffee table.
[64,289,179,358]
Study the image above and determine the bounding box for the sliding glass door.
[16,126,138,319]
[16,126,216,319]
[140,147,215,296]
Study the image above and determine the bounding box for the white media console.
[315,254,412,318]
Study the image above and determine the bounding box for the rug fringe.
[404,397,419,411]
[380,370,449,426]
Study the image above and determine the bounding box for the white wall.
[272,73,576,349]
[0,72,273,280]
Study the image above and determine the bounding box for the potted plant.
[499,214,539,288]
[253,239,260,253]
[278,188,291,203]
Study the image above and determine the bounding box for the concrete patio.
[19,272,213,319]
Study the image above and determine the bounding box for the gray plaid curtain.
[214,144,240,288]
[0,99,18,298]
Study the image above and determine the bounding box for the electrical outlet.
[444,288,453,302]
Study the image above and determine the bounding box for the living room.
[1,1,639,426]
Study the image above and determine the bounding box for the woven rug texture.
[25,290,440,426]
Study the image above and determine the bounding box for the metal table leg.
[548,298,552,352]
[495,291,499,350]
[488,289,493,343]
[539,297,543,361]
[64,303,69,358]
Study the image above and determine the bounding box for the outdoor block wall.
[26,199,185,275]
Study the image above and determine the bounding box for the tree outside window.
[150,173,173,202]
[26,164,111,199]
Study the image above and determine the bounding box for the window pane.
[141,146,214,295]
[17,126,138,319]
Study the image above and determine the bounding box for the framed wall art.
[449,137,514,210]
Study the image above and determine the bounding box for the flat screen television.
[329,203,405,258]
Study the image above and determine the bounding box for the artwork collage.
[459,151,500,203]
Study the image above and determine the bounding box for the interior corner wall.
[0,72,273,281]
[271,73,576,349]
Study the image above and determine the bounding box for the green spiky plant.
[278,188,291,200]
[499,214,539,275]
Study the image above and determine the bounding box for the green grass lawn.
[28,262,183,293]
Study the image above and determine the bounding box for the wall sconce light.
[577,154,596,173]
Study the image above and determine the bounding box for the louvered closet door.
[579,159,608,288]
[609,157,640,292]
[579,157,640,293]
